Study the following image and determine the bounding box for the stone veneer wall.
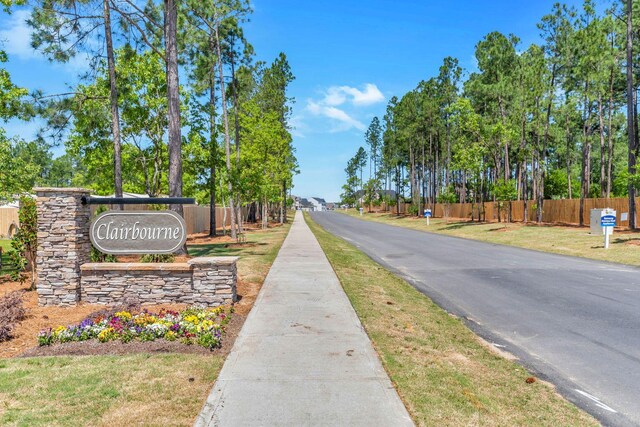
[80,257,237,306]
[35,188,92,306]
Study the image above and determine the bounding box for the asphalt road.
[309,211,640,427]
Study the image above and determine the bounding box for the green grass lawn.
[0,239,16,276]
[306,212,597,426]
[188,222,291,288]
[338,208,640,267]
[0,354,222,427]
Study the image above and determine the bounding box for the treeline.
[0,0,297,238]
[342,0,640,227]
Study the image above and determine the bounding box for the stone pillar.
[189,257,238,306]
[35,188,91,306]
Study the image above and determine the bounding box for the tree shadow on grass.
[188,244,243,258]
[612,237,640,246]
[440,221,487,231]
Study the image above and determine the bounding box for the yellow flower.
[98,328,115,343]
[184,315,199,325]
[134,314,157,326]
[115,311,132,321]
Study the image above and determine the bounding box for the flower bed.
[37,306,233,350]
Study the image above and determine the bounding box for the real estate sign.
[90,211,187,254]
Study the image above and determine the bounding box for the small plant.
[0,290,26,342]
[140,254,175,263]
[8,196,37,289]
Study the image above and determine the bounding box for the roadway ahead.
[309,211,640,427]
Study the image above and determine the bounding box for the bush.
[8,196,37,289]
[0,291,26,342]
[140,254,175,263]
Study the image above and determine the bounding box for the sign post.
[359,207,363,216]
[424,208,432,226]
[600,208,616,249]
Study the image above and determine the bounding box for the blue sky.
[0,0,590,201]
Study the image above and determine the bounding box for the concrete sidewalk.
[195,211,413,426]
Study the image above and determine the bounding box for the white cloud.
[0,10,38,60]
[321,83,384,107]
[0,8,91,72]
[323,87,347,106]
[303,83,383,133]
[306,100,365,132]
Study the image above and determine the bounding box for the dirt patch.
[21,311,245,358]
[234,278,260,316]
[188,234,236,245]
[624,240,640,246]
[0,280,103,358]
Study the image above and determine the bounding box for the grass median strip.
[305,212,597,426]
[339,208,640,267]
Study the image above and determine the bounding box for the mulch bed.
[0,276,250,359]
[21,311,245,358]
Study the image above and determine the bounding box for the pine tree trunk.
[208,62,217,237]
[214,18,237,239]
[580,91,592,227]
[103,0,122,203]
[599,96,606,197]
[627,0,637,229]
[165,0,183,220]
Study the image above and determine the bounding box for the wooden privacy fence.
[371,197,640,227]
[0,208,19,238]
[88,204,233,235]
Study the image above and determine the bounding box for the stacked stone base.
[79,257,237,306]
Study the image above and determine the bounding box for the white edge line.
[575,389,618,413]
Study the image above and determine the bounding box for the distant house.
[294,197,327,212]
[297,198,315,211]
[325,202,337,210]
[308,197,326,211]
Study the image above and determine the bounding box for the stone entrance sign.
[35,188,237,307]
[90,210,187,254]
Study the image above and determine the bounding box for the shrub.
[141,254,175,263]
[8,196,37,288]
[0,291,26,342]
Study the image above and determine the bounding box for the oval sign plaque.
[90,210,187,255]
